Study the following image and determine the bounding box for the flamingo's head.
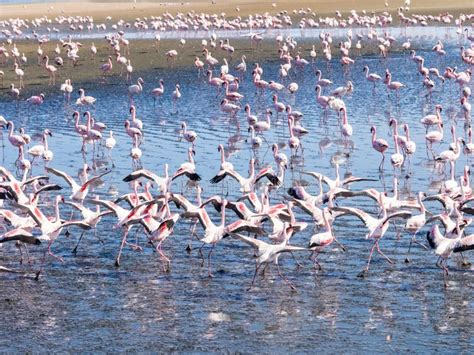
[435,104,443,112]
[217,144,224,152]
[44,129,53,137]
[370,126,375,134]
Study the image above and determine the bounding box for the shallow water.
[0,34,473,351]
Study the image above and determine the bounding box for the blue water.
[0,32,473,351]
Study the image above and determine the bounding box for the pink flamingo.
[385,72,405,98]
[151,79,164,106]
[370,126,389,170]
[100,56,113,77]
[6,121,27,159]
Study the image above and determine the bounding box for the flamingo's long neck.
[288,118,294,138]
[196,188,202,206]
[273,146,278,159]
[8,122,14,138]
[392,120,398,135]
[249,160,255,179]
[342,110,348,125]
[220,147,225,165]
[419,194,426,215]
[220,203,226,227]
[394,136,400,154]
[55,198,61,222]
[371,129,377,144]
[86,113,92,132]
[278,163,285,181]
[43,132,49,150]
[323,210,331,232]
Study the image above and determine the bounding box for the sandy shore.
[1,0,473,22]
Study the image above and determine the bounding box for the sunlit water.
[0,31,473,351]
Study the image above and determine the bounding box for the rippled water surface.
[0,30,473,352]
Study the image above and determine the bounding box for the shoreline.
[1,1,473,22]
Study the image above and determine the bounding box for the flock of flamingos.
[0,4,474,290]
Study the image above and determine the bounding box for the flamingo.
[370,126,389,170]
[27,129,53,163]
[151,79,164,105]
[16,195,92,279]
[172,84,181,113]
[100,56,113,77]
[181,121,197,147]
[332,194,412,276]
[385,72,405,98]
[128,77,144,103]
[315,69,333,89]
[46,165,110,201]
[42,55,57,85]
[129,106,143,131]
[391,135,405,169]
[6,121,27,159]
[76,89,96,106]
[13,63,24,88]
[231,226,308,290]
[363,66,382,89]
[427,223,474,287]
[197,199,227,278]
